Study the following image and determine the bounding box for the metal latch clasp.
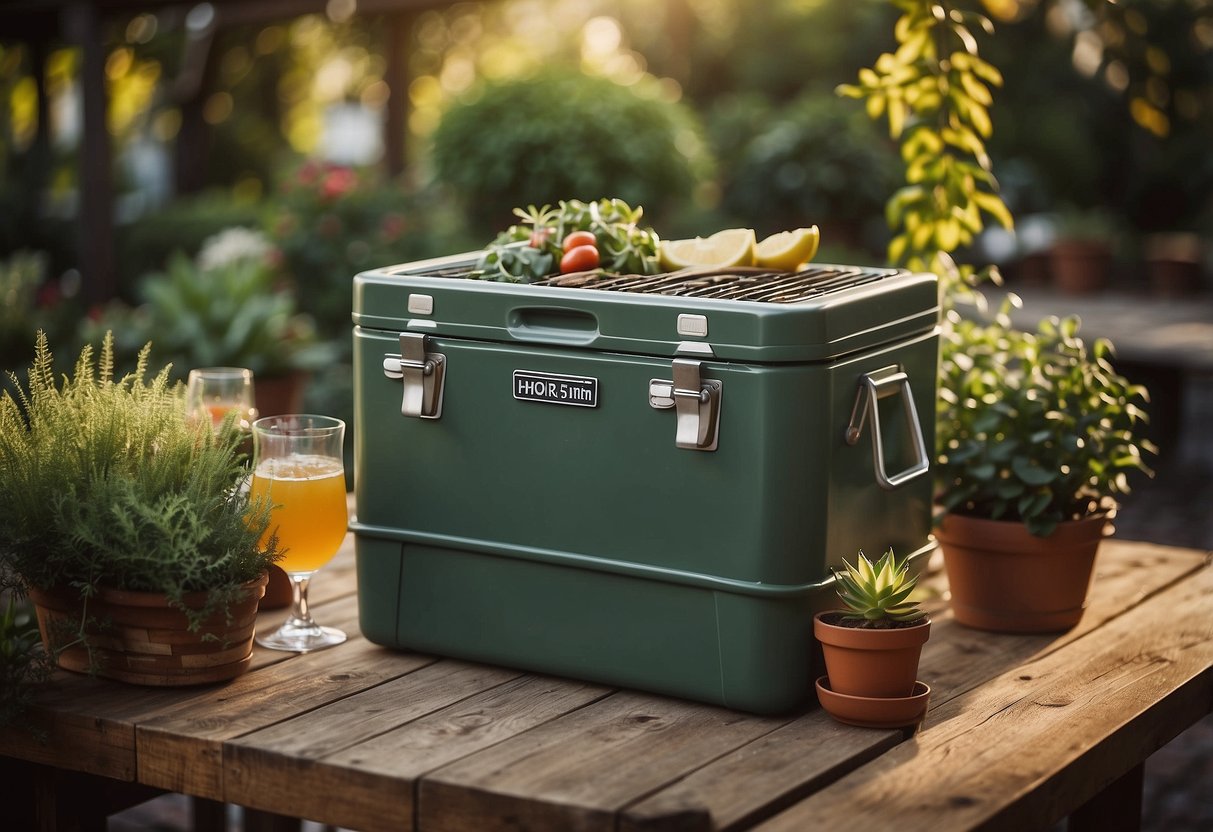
[383,332,446,419]
[649,359,722,451]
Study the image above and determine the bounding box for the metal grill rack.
[400,263,904,304]
[533,265,901,303]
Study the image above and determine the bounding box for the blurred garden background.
[1,1,1212,828]
[2,0,1211,390]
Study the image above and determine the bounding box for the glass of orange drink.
[185,367,257,430]
[252,414,348,652]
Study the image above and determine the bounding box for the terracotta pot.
[1148,258,1203,297]
[1049,240,1111,295]
[259,564,294,610]
[1146,233,1204,297]
[815,676,930,729]
[813,612,930,699]
[29,571,268,686]
[935,513,1108,633]
[254,371,308,419]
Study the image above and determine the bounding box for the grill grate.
[533,265,900,303]
[399,264,903,304]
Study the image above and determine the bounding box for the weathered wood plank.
[618,540,1208,831]
[224,660,523,826]
[418,690,785,832]
[275,675,614,832]
[754,559,1213,832]
[0,709,134,782]
[136,634,436,798]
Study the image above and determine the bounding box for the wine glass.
[185,367,257,430]
[251,414,348,652]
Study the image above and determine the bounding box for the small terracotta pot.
[935,513,1108,633]
[29,571,268,686]
[813,612,931,699]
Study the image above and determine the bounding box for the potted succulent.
[0,332,280,685]
[934,314,1155,632]
[813,549,931,729]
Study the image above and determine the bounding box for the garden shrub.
[430,69,713,234]
[267,162,474,341]
[711,93,899,247]
[115,191,267,295]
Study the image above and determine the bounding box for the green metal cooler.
[350,255,939,714]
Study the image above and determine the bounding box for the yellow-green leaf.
[937,218,962,251]
[960,71,993,106]
[969,101,992,137]
[973,190,1014,230]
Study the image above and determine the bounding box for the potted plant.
[1143,231,1205,297]
[0,332,280,685]
[813,549,931,729]
[934,314,1155,632]
[1048,210,1120,295]
[81,228,335,418]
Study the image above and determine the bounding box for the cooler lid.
[352,252,938,363]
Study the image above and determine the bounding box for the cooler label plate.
[513,370,599,408]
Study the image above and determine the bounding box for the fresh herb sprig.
[472,198,661,283]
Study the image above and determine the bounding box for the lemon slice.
[659,228,756,270]
[755,226,821,271]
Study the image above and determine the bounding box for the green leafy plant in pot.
[935,313,1155,632]
[80,228,335,418]
[814,549,930,729]
[0,332,281,688]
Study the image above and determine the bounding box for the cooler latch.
[648,359,722,451]
[382,332,446,420]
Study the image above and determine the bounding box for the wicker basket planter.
[29,571,268,686]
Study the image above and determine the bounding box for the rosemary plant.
[0,332,279,611]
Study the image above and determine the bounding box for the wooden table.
[2,527,1210,832]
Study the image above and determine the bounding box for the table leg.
[243,806,304,832]
[193,797,229,831]
[0,757,164,832]
[1068,763,1144,832]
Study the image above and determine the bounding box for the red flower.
[320,167,357,201]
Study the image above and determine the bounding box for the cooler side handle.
[844,365,929,490]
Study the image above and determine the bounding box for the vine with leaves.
[837,0,1013,314]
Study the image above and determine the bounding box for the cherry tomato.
[562,230,597,252]
[529,227,553,248]
[560,244,600,273]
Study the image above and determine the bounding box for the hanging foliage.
[837,0,1014,312]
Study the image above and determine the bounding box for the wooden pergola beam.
[0,0,450,303]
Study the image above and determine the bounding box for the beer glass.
[185,367,257,430]
[252,415,348,652]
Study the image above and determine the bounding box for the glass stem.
[289,573,314,627]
